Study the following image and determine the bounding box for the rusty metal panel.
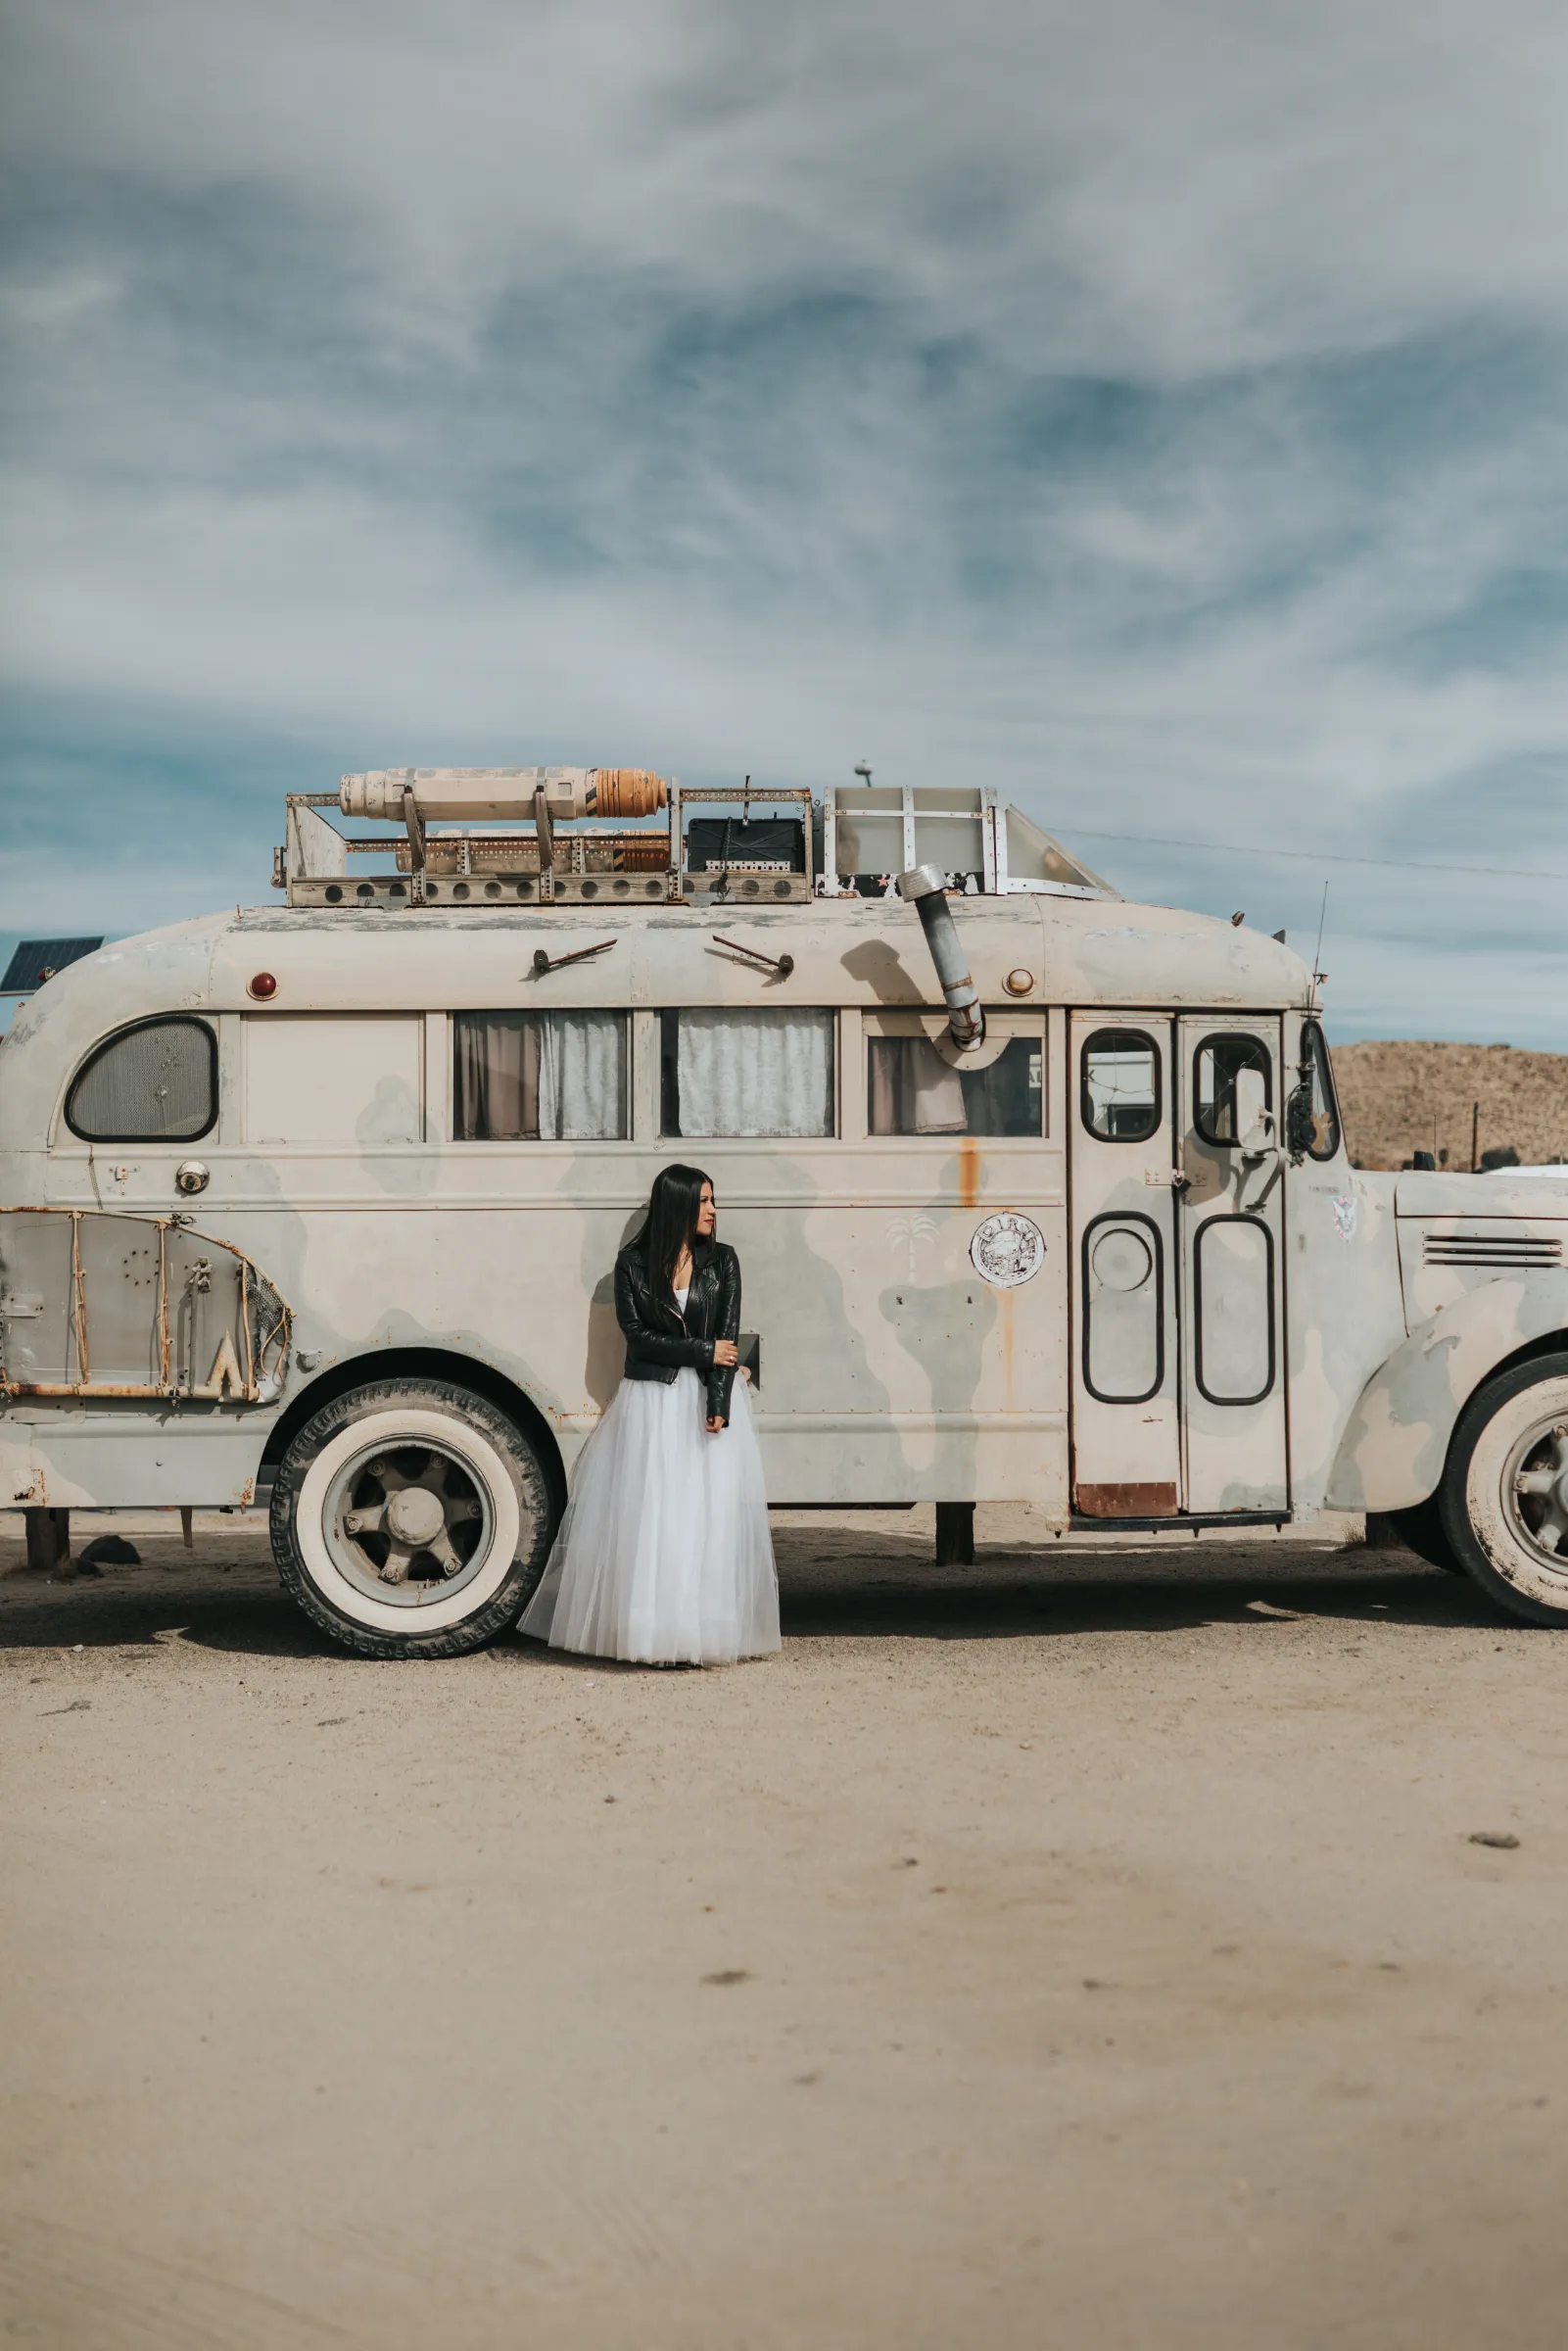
[0,1209,290,1403]
[1074,1481,1180,1516]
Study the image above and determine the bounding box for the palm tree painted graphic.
[886,1214,940,1275]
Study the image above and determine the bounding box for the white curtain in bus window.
[245,1015,423,1145]
[673,1008,834,1137]
[868,1035,1040,1136]
[453,1011,628,1140]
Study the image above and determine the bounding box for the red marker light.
[248,972,278,1000]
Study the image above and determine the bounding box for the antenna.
[1310,881,1329,1008]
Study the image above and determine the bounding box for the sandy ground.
[2,1507,1566,2351]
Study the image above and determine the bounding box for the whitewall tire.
[270,1379,555,1657]
[1441,1353,1568,1627]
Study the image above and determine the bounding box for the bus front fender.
[1326,1274,1568,1511]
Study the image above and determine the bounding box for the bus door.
[1175,1016,1289,1512]
[1069,1014,1182,1516]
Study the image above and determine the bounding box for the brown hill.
[1330,1039,1568,1172]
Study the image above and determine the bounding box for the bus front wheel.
[1440,1352,1568,1627]
[270,1378,555,1657]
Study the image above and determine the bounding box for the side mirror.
[1285,1079,1316,1162]
[1234,1068,1272,1160]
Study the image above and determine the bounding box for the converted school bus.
[2,767,1565,1655]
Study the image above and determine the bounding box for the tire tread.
[269,1377,554,1658]
[1439,1350,1568,1628]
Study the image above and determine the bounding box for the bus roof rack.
[272,772,1118,911]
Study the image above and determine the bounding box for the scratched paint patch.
[970,1212,1045,1289]
[1333,1195,1357,1241]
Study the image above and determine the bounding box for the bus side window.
[1193,1034,1271,1145]
[660,1009,834,1138]
[66,1017,217,1143]
[868,1032,1043,1136]
[1080,1030,1161,1141]
[454,1011,629,1140]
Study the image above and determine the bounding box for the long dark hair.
[631,1163,714,1303]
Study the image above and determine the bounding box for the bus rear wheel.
[1440,1353,1568,1627]
[270,1378,555,1657]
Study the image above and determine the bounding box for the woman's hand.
[705,1415,727,1434]
[712,1339,739,1367]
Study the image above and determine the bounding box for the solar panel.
[0,937,105,992]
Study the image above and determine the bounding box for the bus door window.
[1080,1029,1161,1141]
[1193,1033,1272,1147]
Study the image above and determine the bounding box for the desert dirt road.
[3,1508,1566,2351]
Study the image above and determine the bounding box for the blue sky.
[3,0,1567,1045]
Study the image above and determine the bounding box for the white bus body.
[3,775,1565,1653]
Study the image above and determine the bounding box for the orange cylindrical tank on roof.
[339,767,666,823]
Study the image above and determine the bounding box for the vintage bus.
[2,766,1565,1655]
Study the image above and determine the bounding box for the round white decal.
[970,1212,1046,1289]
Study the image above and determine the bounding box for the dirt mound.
[1331,1038,1568,1171]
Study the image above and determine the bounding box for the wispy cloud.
[4,0,1567,1041]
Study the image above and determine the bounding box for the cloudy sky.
[3,0,1567,1043]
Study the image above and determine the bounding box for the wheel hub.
[1509,1421,1568,1561]
[323,1437,495,1603]
[385,1485,447,1547]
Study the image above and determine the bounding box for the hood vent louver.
[1422,1233,1563,1270]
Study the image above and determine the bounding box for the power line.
[1068,828,1568,884]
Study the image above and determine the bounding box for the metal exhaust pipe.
[896,864,984,1049]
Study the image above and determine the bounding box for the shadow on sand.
[0,1532,1513,1661]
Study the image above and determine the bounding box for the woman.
[519,1164,780,1665]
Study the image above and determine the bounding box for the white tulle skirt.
[518,1368,781,1665]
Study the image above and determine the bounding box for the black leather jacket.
[614,1238,741,1425]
